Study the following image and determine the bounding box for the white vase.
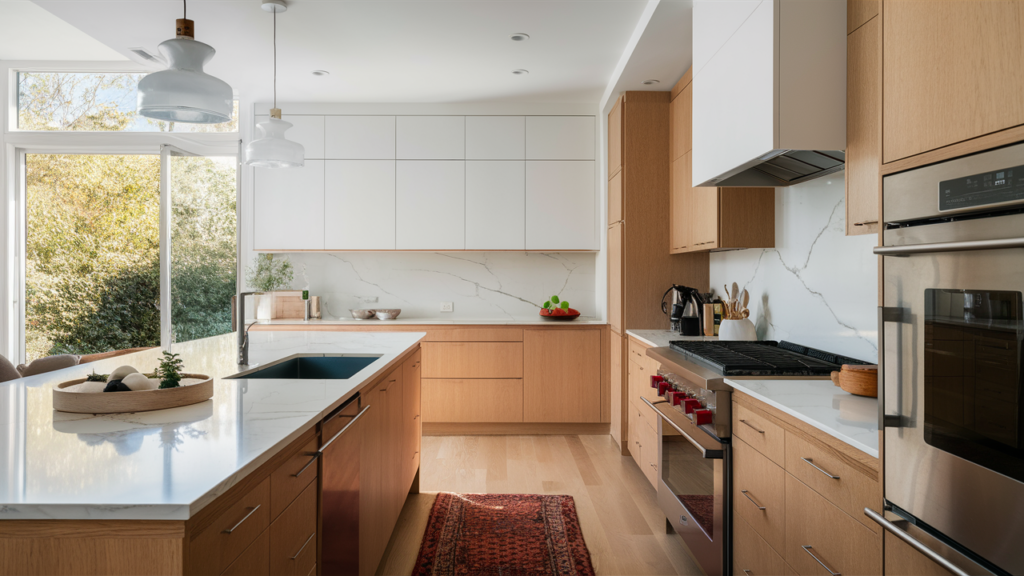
[719,318,757,341]
[255,293,273,320]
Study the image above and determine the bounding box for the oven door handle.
[642,397,723,459]
[864,508,986,576]
[873,236,1024,256]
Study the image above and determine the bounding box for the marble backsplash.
[710,174,879,362]
[259,251,597,321]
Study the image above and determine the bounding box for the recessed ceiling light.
[512,69,529,75]
[510,33,530,42]
[312,70,329,76]
[642,79,660,85]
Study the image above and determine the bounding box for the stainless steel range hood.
[692,0,847,188]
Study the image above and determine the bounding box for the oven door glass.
[661,422,716,537]
[924,289,1024,482]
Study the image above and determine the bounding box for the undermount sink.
[229,354,381,380]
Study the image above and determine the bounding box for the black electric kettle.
[661,285,704,336]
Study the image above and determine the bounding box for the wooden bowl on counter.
[53,374,213,414]
[830,365,878,398]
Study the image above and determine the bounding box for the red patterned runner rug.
[413,493,596,576]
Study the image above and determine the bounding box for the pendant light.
[245,0,305,168]
[137,0,233,124]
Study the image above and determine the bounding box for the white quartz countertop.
[625,330,716,348]
[257,316,605,326]
[0,330,424,521]
[724,378,879,458]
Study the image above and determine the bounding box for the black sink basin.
[232,355,380,380]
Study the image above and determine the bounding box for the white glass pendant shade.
[245,117,305,168]
[137,38,233,124]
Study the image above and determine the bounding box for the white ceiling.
[0,0,124,60]
[31,0,655,104]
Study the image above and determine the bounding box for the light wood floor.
[378,435,704,576]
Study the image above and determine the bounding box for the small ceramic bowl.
[349,309,376,320]
[375,309,402,320]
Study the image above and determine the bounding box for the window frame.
[2,62,244,363]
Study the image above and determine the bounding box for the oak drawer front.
[422,328,523,342]
[785,475,881,576]
[628,339,661,373]
[784,431,880,534]
[734,437,786,552]
[733,401,785,466]
[270,482,318,576]
[221,529,269,576]
[421,379,523,422]
[421,342,523,378]
[270,436,319,520]
[734,515,787,576]
[628,359,659,406]
[191,477,272,575]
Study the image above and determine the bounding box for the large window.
[13,70,239,363]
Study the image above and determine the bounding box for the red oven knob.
[668,391,684,406]
[657,381,671,396]
[693,409,713,426]
[682,398,702,414]
[650,375,664,389]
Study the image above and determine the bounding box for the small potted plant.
[540,295,580,320]
[245,254,294,319]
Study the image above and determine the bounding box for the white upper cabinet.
[324,160,396,250]
[253,160,325,250]
[525,116,595,160]
[396,161,465,250]
[325,116,396,159]
[466,116,525,160]
[465,161,525,250]
[255,114,325,159]
[396,116,465,159]
[525,161,596,250]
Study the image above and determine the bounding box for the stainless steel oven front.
[877,142,1024,575]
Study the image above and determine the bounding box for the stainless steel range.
[645,340,861,576]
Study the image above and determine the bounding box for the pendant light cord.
[273,7,277,109]
[183,0,186,20]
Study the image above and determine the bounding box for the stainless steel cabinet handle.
[802,457,840,479]
[290,532,315,560]
[741,490,766,511]
[801,545,840,576]
[740,419,765,434]
[292,453,318,478]
[864,508,972,576]
[223,505,261,534]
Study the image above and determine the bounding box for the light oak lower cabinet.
[403,350,422,488]
[269,482,317,576]
[733,515,788,576]
[733,437,786,553]
[610,329,624,450]
[422,379,524,423]
[523,328,601,423]
[884,532,956,576]
[359,385,385,576]
[785,475,880,576]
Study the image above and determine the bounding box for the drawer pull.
[740,419,765,434]
[292,453,319,478]
[291,532,316,560]
[802,545,841,576]
[802,457,840,480]
[743,571,752,576]
[740,490,766,511]
[223,505,261,534]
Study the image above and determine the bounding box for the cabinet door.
[358,386,384,576]
[324,160,396,250]
[324,116,396,159]
[690,185,719,249]
[608,98,623,178]
[670,152,691,253]
[629,403,643,467]
[526,116,596,160]
[669,82,691,162]
[846,16,880,235]
[402,350,422,489]
[610,330,624,449]
[397,116,465,159]
[465,161,525,250]
[734,516,788,576]
[525,161,596,250]
[381,370,405,528]
[884,531,956,576]
[523,329,601,423]
[466,116,525,160]
[883,1,1024,163]
[641,418,659,488]
[607,222,623,333]
[255,115,325,159]
[395,161,465,250]
[254,160,325,250]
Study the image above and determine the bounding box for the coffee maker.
[661,285,704,336]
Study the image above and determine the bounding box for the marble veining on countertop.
[724,378,879,458]
[625,329,716,349]
[0,330,424,521]
[258,316,605,326]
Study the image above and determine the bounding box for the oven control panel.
[939,163,1024,211]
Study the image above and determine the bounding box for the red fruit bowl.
[539,307,581,321]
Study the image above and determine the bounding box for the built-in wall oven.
[875,142,1024,575]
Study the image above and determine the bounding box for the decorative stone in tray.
[54,374,212,414]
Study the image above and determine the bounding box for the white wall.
[709,174,878,362]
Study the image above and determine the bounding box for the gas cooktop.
[668,340,870,377]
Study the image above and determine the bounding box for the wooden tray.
[53,373,213,414]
